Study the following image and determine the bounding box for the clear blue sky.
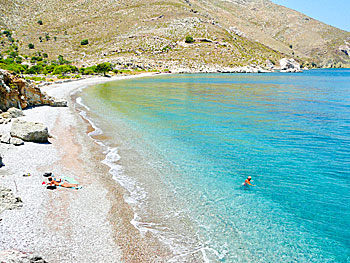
[271,0,350,32]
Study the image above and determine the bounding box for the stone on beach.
[0,249,47,263]
[0,132,11,144]
[7,107,25,118]
[0,185,23,211]
[50,98,68,107]
[10,137,24,146]
[10,119,49,143]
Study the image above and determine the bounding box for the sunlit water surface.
[79,70,350,262]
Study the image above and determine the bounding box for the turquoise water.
[79,70,350,262]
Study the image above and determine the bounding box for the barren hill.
[1,0,350,69]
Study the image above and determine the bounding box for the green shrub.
[45,34,50,41]
[57,55,70,65]
[185,36,194,43]
[2,30,11,37]
[37,20,43,25]
[4,58,14,64]
[9,51,18,58]
[80,39,89,45]
[43,53,48,58]
[80,67,95,75]
[26,65,43,74]
[28,43,35,49]
[15,57,22,64]
[0,63,26,73]
[44,65,56,73]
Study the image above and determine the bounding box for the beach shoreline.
[0,73,172,262]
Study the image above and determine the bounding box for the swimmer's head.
[248,176,252,180]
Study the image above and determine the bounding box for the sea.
[76,69,350,262]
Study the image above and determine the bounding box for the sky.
[271,0,350,32]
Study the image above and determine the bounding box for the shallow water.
[79,70,350,262]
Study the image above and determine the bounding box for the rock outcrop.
[0,69,67,112]
[10,119,49,143]
[279,58,302,73]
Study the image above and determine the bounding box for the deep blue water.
[80,70,350,262]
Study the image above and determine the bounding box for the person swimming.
[243,176,255,186]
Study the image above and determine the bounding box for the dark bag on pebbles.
[43,172,52,177]
[46,185,56,190]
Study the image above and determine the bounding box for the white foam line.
[72,78,209,259]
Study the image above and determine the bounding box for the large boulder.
[279,58,302,72]
[10,119,49,143]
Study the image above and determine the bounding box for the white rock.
[279,58,302,72]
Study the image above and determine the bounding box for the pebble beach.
[0,74,170,262]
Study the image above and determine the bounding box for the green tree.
[28,43,35,49]
[37,20,43,25]
[96,62,112,76]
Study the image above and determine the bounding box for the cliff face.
[1,0,349,68]
[0,70,66,111]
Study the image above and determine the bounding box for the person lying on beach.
[47,177,79,189]
[243,176,255,186]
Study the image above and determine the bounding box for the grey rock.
[279,58,302,72]
[10,119,49,143]
[7,107,25,118]
[10,137,24,146]
[50,98,68,107]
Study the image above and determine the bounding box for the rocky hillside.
[1,0,349,69]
